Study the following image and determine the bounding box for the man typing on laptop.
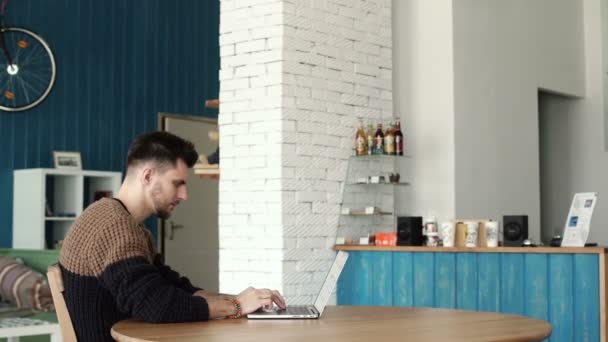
[248,251,349,319]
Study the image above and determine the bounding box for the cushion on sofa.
[0,256,54,311]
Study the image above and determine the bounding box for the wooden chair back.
[47,264,78,342]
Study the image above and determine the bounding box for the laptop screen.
[312,251,349,316]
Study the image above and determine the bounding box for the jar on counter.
[426,232,440,247]
[424,216,438,246]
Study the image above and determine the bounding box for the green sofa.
[0,248,60,342]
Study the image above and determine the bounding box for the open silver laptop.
[247,251,349,319]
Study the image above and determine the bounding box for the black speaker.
[397,216,424,246]
[503,215,528,247]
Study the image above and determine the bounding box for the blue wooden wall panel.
[549,255,574,342]
[355,252,373,306]
[337,248,355,305]
[371,252,393,306]
[477,253,500,312]
[434,252,456,308]
[337,251,602,342]
[413,253,434,307]
[0,0,220,246]
[112,0,129,170]
[524,254,549,322]
[392,252,414,307]
[500,254,525,315]
[339,251,356,305]
[573,255,600,342]
[456,253,477,310]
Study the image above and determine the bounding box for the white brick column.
[219,0,392,303]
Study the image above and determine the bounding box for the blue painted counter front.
[336,246,608,342]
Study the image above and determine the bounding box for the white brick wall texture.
[218,0,392,304]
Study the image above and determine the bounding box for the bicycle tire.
[0,27,56,112]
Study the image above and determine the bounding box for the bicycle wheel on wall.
[0,27,56,112]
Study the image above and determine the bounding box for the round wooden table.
[111,306,551,342]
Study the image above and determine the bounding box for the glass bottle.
[355,120,367,156]
[374,122,384,155]
[385,121,395,155]
[366,122,374,155]
[394,118,404,156]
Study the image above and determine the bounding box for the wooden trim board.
[334,244,608,254]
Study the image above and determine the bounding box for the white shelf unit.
[13,168,122,249]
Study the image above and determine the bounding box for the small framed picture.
[53,151,82,170]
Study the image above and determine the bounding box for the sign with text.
[561,192,598,247]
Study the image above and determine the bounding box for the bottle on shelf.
[355,119,367,156]
[373,122,384,155]
[385,120,395,155]
[394,118,404,156]
[366,121,374,155]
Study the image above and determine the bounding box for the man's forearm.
[101,257,210,323]
[194,290,234,301]
[194,292,238,319]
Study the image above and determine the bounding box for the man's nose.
[178,187,188,201]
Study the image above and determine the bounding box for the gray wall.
[392,0,456,221]
[604,0,608,150]
[452,0,585,242]
[541,0,608,244]
[393,0,591,242]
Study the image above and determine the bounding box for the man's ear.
[141,167,155,185]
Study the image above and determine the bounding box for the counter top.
[334,244,608,254]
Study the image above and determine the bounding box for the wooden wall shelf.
[205,99,219,109]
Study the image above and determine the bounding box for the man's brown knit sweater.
[59,198,209,341]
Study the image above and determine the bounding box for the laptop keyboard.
[279,306,312,315]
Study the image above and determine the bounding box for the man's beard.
[156,207,171,220]
[151,183,173,219]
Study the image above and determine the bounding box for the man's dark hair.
[127,131,198,170]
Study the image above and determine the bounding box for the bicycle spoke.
[14,37,30,65]
[0,72,15,103]
[22,80,44,99]
[18,70,48,92]
[0,86,15,105]
[11,33,33,65]
[20,40,41,66]
[2,68,51,93]
[0,75,10,96]
[24,74,44,104]
[3,78,14,105]
[13,35,24,63]
[0,79,8,91]
[24,71,49,92]
[7,31,17,62]
[16,68,53,99]
[0,83,9,96]
[16,74,32,105]
[7,74,16,104]
[19,56,52,68]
